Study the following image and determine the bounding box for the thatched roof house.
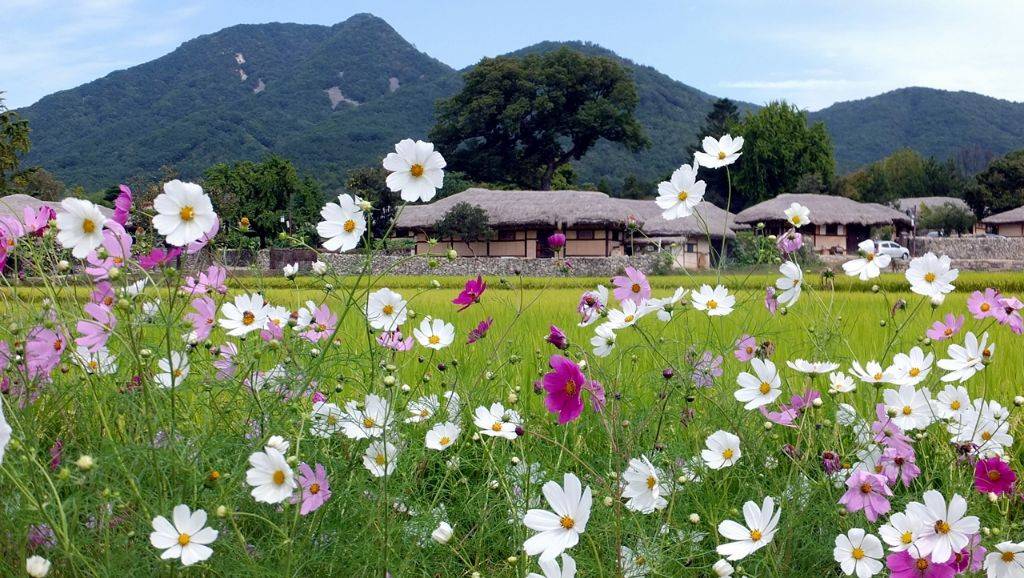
[982,205,1024,237]
[0,194,114,219]
[895,196,972,215]
[734,193,911,254]
[393,188,739,268]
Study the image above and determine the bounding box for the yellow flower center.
[981,431,992,441]
[1003,551,1016,563]
[749,529,762,541]
[989,470,1001,481]
[410,163,425,177]
[273,470,285,485]
[173,369,183,378]
[242,311,255,325]
[178,533,191,546]
[944,327,953,336]
[559,515,575,529]
[375,453,386,465]
[707,299,718,310]
[924,272,936,283]
[860,483,873,494]
[981,302,991,312]
[916,558,929,570]
[983,348,992,358]
[631,283,641,293]
[565,379,578,395]
[382,304,394,315]
[717,151,727,160]
[88,360,98,370]
[623,315,634,323]
[310,483,320,494]
[179,206,195,222]
[419,409,430,417]
[866,253,875,262]
[759,382,772,395]
[950,400,961,410]
[439,436,451,446]
[491,422,504,432]
[902,406,913,416]
[722,449,734,460]
[873,372,882,381]
[791,215,801,224]
[428,335,440,345]
[363,418,376,428]
[82,219,96,234]
[901,531,913,544]
[852,547,865,560]
[343,219,356,233]
[677,191,688,201]
[646,475,656,490]
[909,367,920,377]
[934,520,951,534]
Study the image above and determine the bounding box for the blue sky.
[1,0,1022,110]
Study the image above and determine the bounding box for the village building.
[894,196,983,235]
[392,188,738,269]
[734,193,912,254]
[982,206,1024,237]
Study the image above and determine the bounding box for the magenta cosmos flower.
[880,446,920,488]
[452,275,486,311]
[838,469,892,522]
[886,550,955,578]
[926,313,963,342]
[967,288,1001,320]
[23,205,55,236]
[113,184,133,226]
[733,334,757,362]
[138,247,181,270]
[974,456,1016,495]
[612,267,650,304]
[26,326,65,381]
[547,232,566,249]
[294,462,331,516]
[466,317,493,344]
[185,297,216,341]
[545,325,569,350]
[75,302,115,352]
[84,223,133,280]
[542,354,600,424]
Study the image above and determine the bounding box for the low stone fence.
[314,253,664,277]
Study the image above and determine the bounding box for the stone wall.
[905,236,1024,270]
[314,253,665,277]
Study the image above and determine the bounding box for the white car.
[874,240,910,260]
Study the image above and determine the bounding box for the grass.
[1,269,1022,576]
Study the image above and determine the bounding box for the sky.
[2,0,1023,111]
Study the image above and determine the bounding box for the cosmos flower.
[577,285,609,327]
[366,288,408,331]
[55,198,108,259]
[363,440,398,477]
[974,456,1016,495]
[294,463,331,516]
[656,160,706,219]
[523,472,592,561]
[612,267,651,305]
[219,293,270,337]
[527,554,577,578]
[984,542,1024,578]
[926,314,963,342]
[467,317,493,344]
[75,302,115,352]
[691,284,735,316]
[885,550,955,578]
[413,317,455,350]
[317,194,366,252]
[621,455,669,513]
[542,355,600,425]
[967,288,1001,319]
[246,447,297,504]
[112,184,132,226]
[777,230,803,255]
[937,331,993,383]
[734,335,757,362]
[155,352,189,389]
[775,261,803,306]
[590,324,616,357]
[453,275,486,310]
[716,496,780,560]
[838,470,892,522]
[906,253,958,299]
[735,358,782,410]
[702,430,741,470]
[842,240,891,281]
[545,325,569,350]
[473,403,522,440]
[783,202,811,228]
[905,490,979,563]
[149,505,218,566]
[153,180,217,247]
[833,528,884,578]
[425,422,460,451]
[383,139,446,202]
[694,134,744,169]
[138,247,181,270]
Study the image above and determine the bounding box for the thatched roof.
[614,199,738,239]
[0,194,114,219]
[982,205,1024,224]
[895,196,972,214]
[394,188,738,239]
[734,193,911,227]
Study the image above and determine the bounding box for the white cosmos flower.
[828,371,856,393]
[646,287,688,321]
[842,240,891,280]
[310,402,343,438]
[882,384,934,431]
[73,345,118,375]
[775,261,803,306]
[701,430,741,470]
[788,359,840,375]
[694,134,744,169]
[735,358,782,410]
[366,288,408,331]
[0,393,10,466]
[523,472,592,561]
[590,323,616,358]
[406,395,440,423]
[906,252,958,299]
[425,421,460,451]
[431,521,453,544]
[363,440,398,477]
[716,496,781,560]
[578,285,609,327]
[890,347,933,386]
[691,284,735,316]
[527,553,577,578]
[218,293,270,336]
[282,263,298,279]
[383,138,446,202]
[152,180,217,247]
[149,505,218,567]
[317,194,366,252]
[340,394,393,440]
[878,511,925,553]
[264,435,289,454]
[621,455,669,514]
[849,360,898,385]
[474,402,521,440]
[606,300,646,329]
[56,198,108,258]
[293,300,317,330]
[25,555,51,577]
[155,351,189,389]
[984,541,1024,578]
[246,447,297,504]
[620,546,652,577]
[932,385,970,420]
[783,202,811,228]
[937,331,993,383]
[656,161,706,219]
[833,528,883,578]
[712,559,735,576]
[413,316,455,350]
[906,491,979,563]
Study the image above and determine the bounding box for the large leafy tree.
[431,48,649,190]
[433,202,493,243]
[966,149,1024,217]
[836,148,968,204]
[730,101,835,209]
[0,93,31,190]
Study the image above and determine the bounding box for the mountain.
[809,87,1024,173]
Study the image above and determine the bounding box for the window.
[497,229,516,241]
[575,229,594,240]
[826,223,839,236]
[686,243,696,253]
[612,231,620,240]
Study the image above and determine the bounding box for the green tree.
[730,101,835,209]
[839,149,970,204]
[918,202,977,236]
[967,149,1024,217]
[433,202,494,244]
[11,167,64,201]
[0,93,31,190]
[431,48,649,190]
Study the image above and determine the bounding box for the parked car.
[874,240,910,260]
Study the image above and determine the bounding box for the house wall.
[994,222,1024,237]
[408,227,622,258]
[564,228,614,257]
[669,237,712,269]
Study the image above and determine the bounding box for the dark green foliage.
[835,149,969,204]
[966,149,1024,217]
[0,94,31,189]
[10,167,65,201]
[432,202,493,242]
[918,202,977,235]
[731,101,835,209]
[431,48,649,190]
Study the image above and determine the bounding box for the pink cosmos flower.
[545,325,569,350]
[302,304,337,343]
[182,265,228,295]
[838,469,892,522]
[690,350,723,388]
[777,230,802,255]
[967,288,1001,319]
[25,326,66,381]
[378,330,413,351]
[993,296,1023,335]
[577,288,607,326]
[542,354,597,424]
[466,317,493,344]
[950,534,985,573]
[452,275,486,311]
[880,446,921,488]
[294,462,331,516]
[84,223,132,280]
[75,302,116,352]
[22,205,55,236]
[759,390,820,428]
[733,334,757,361]
[113,184,132,226]
[90,282,115,308]
[48,439,64,471]
[185,297,216,341]
[872,408,914,453]
[926,314,963,342]
[260,319,284,342]
[138,247,181,270]
[886,550,955,578]
[764,286,778,314]
[213,342,238,380]
[186,215,219,254]
[974,456,1016,495]
[612,266,650,304]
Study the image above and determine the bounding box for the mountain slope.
[809,87,1024,173]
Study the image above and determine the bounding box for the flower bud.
[430,522,453,544]
[75,455,95,471]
